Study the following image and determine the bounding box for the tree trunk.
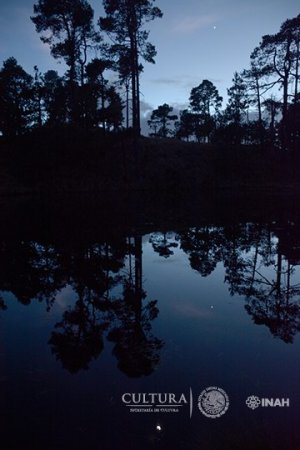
[276,247,282,297]
[130,34,137,133]
[126,81,129,129]
[69,39,77,124]
[294,40,299,102]
[136,67,141,135]
[134,235,142,294]
[135,33,141,136]
[100,75,106,133]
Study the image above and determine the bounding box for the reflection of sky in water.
[142,235,300,383]
[0,228,300,449]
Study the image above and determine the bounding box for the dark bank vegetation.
[1,133,300,195]
[0,1,300,194]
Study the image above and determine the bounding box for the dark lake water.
[1,194,300,450]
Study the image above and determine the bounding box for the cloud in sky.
[149,75,224,94]
[172,14,218,33]
[150,74,202,88]
[151,77,182,86]
[140,100,153,116]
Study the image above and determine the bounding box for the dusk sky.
[1,0,299,120]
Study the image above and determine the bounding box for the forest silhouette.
[0,2,300,196]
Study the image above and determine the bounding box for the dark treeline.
[0,0,162,139]
[149,15,300,151]
[0,2,299,150]
[0,3,300,196]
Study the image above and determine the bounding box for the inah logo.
[197,387,229,419]
[246,396,261,410]
[246,395,290,409]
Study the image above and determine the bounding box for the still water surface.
[1,197,300,449]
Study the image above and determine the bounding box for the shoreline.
[1,135,300,197]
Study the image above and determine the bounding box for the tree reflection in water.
[1,218,300,377]
[179,221,300,343]
[108,235,163,377]
[108,281,162,377]
[0,230,163,375]
[149,231,178,258]
[49,294,109,373]
[49,235,163,375]
[239,225,300,343]
[0,240,65,309]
